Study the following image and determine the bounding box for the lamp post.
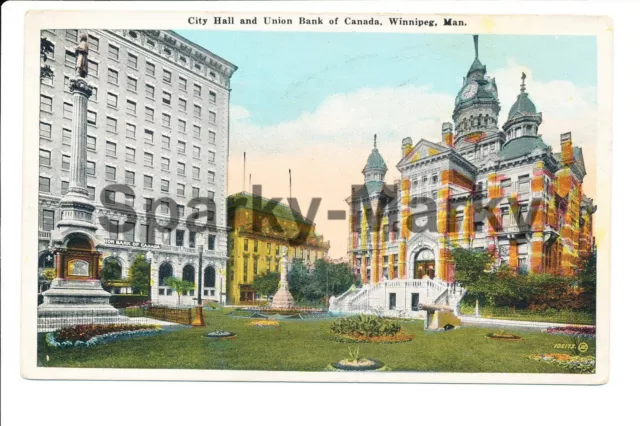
[145,251,153,300]
[197,235,204,306]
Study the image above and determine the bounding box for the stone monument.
[38,33,121,326]
[271,247,295,309]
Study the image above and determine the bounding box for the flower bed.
[248,320,280,328]
[331,332,414,344]
[206,330,236,339]
[486,332,522,341]
[328,358,386,371]
[545,326,596,338]
[528,353,596,373]
[47,324,162,348]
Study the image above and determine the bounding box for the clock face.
[461,82,478,100]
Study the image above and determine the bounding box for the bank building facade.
[332,36,596,316]
[37,29,236,304]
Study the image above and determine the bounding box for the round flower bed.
[528,353,596,373]
[329,358,385,371]
[46,323,162,348]
[206,330,236,339]
[248,320,280,328]
[545,326,595,338]
[329,314,411,343]
[486,332,522,341]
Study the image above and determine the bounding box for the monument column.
[56,33,97,233]
[38,33,120,324]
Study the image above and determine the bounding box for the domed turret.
[452,35,501,142]
[362,135,387,186]
[503,73,542,142]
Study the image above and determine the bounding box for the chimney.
[402,137,413,157]
[442,122,454,147]
[560,132,574,166]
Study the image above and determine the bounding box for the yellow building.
[226,192,330,304]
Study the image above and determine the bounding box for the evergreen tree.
[128,254,150,296]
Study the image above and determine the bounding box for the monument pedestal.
[271,286,295,310]
[270,247,296,310]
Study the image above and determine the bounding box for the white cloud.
[228,61,598,258]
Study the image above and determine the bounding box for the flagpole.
[289,169,292,201]
[243,152,246,192]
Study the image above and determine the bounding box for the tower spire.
[374,134,377,149]
[473,34,479,59]
[520,72,527,93]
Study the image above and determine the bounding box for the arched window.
[182,264,195,283]
[204,266,216,288]
[158,262,173,286]
[38,252,55,269]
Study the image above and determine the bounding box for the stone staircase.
[329,278,466,319]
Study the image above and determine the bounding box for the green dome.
[508,92,538,120]
[364,147,387,172]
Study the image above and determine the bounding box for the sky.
[177,30,598,259]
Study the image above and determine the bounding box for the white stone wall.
[38,29,235,304]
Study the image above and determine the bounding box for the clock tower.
[452,35,501,144]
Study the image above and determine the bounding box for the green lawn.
[38,308,595,373]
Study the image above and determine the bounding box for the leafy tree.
[101,258,122,282]
[164,277,195,305]
[288,259,311,301]
[577,250,597,312]
[127,254,150,296]
[310,259,356,303]
[41,37,55,82]
[252,271,280,298]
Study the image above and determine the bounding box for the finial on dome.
[374,134,377,149]
[473,35,479,59]
[520,72,527,93]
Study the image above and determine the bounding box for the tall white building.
[37,29,237,304]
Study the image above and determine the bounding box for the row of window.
[39,172,216,205]
[41,96,218,147]
[58,29,220,103]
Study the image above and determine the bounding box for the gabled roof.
[396,139,450,168]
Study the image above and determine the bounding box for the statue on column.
[75,33,89,77]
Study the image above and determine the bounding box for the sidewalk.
[460,315,585,329]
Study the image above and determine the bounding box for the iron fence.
[37,304,204,332]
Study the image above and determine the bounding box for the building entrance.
[414,248,435,279]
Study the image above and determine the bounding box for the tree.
[310,259,356,303]
[577,250,597,312]
[101,258,122,282]
[252,271,280,299]
[164,277,195,305]
[288,259,311,301]
[41,37,55,82]
[127,254,150,296]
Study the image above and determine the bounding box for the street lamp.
[144,251,153,300]
[197,234,205,306]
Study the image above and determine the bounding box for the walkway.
[461,315,590,329]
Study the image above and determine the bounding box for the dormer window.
[128,31,138,39]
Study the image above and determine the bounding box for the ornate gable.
[397,139,449,168]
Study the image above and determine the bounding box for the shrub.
[330,314,401,338]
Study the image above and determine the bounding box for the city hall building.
[347,36,596,285]
[37,29,236,304]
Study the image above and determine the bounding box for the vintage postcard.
[20,8,612,384]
